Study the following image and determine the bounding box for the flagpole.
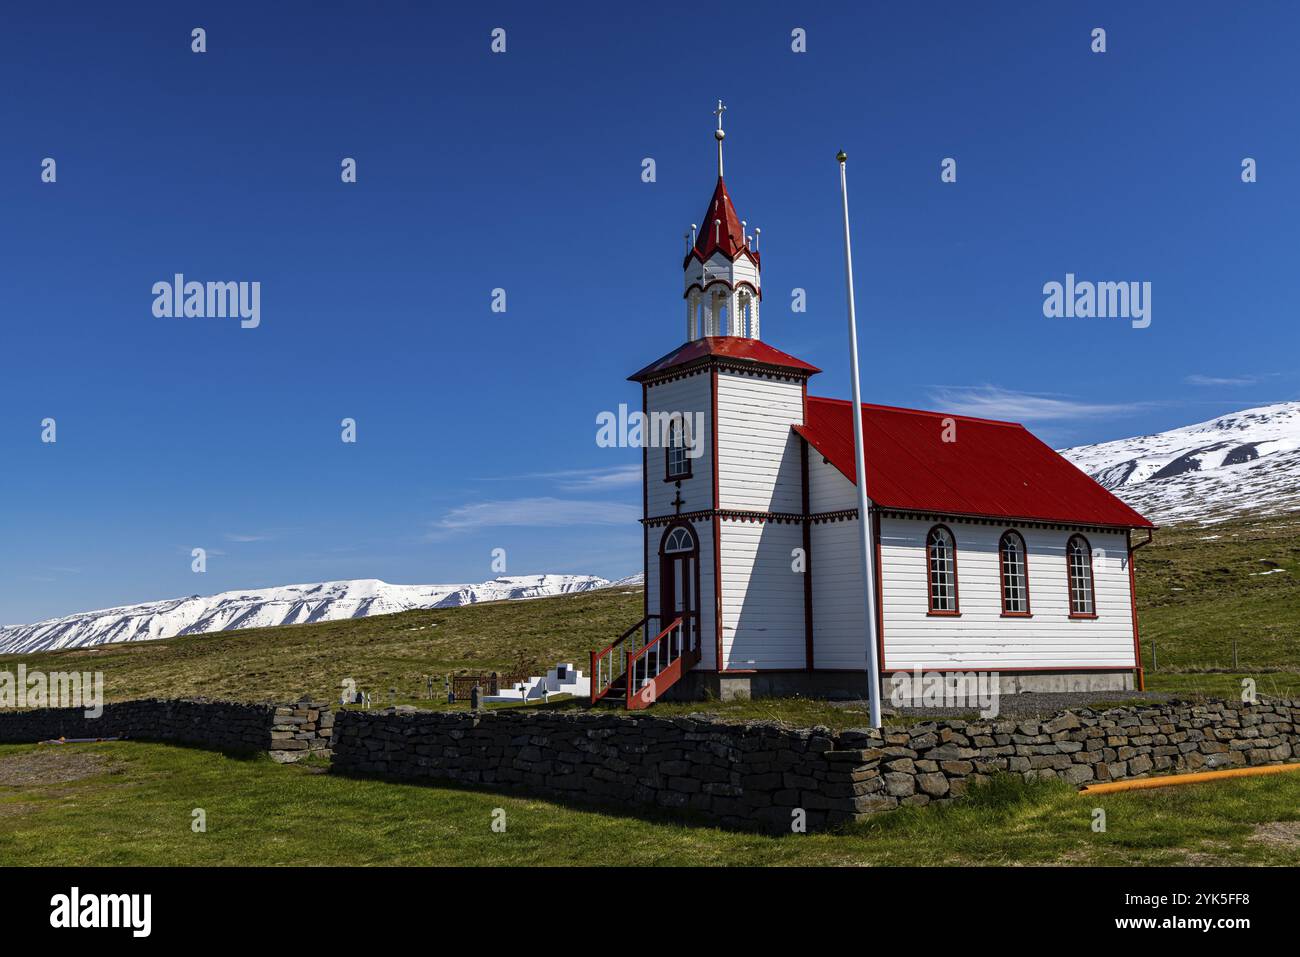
[837,150,883,729]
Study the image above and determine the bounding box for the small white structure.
[481,663,590,704]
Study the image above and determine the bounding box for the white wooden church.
[590,113,1154,708]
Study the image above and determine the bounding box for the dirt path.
[0,747,117,787]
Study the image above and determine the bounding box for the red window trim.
[924,523,960,615]
[1066,533,1097,619]
[998,529,1033,618]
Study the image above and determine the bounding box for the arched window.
[999,531,1030,616]
[662,526,695,554]
[925,525,959,614]
[1066,535,1096,617]
[665,415,692,480]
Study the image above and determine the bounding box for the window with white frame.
[926,525,959,613]
[1067,535,1095,616]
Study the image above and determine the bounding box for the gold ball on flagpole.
[836,150,847,163]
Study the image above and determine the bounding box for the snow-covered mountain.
[0,574,613,655]
[605,573,645,589]
[1060,401,1300,524]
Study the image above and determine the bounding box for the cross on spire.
[713,99,727,177]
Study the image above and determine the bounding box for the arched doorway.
[659,524,699,658]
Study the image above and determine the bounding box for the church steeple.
[683,101,762,341]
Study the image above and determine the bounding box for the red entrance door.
[659,526,698,660]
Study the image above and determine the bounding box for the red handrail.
[625,616,685,709]
[590,615,659,704]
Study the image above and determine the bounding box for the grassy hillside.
[2,510,1299,705]
[0,587,642,704]
[1137,511,1300,695]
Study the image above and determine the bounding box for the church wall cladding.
[0,697,333,763]
[0,696,1294,830]
[330,698,1299,833]
[808,518,868,669]
[879,518,1137,672]
[644,373,712,517]
[720,518,806,669]
[715,370,804,512]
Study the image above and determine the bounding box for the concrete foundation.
[664,669,1135,703]
[984,671,1135,694]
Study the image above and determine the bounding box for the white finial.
[690,223,697,246]
[754,226,760,251]
[714,218,721,242]
[713,100,727,177]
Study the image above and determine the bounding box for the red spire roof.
[629,336,820,382]
[692,177,747,261]
[795,397,1154,529]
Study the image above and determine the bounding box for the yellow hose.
[1080,762,1300,795]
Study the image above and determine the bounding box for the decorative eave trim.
[874,507,1144,535]
[638,364,709,387]
[643,507,858,528]
[644,505,1143,534]
[640,356,813,388]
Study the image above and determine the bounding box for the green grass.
[0,741,1297,866]
[1137,511,1300,684]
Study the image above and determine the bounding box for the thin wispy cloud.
[541,465,642,491]
[476,464,642,492]
[223,532,275,543]
[1184,374,1258,387]
[926,385,1149,423]
[431,497,639,533]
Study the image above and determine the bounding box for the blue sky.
[2,1,1298,623]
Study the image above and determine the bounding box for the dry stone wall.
[0,697,332,763]
[331,699,1299,832]
[0,696,1294,830]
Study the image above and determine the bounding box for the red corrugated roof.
[796,397,1153,528]
[629,337,821,382]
